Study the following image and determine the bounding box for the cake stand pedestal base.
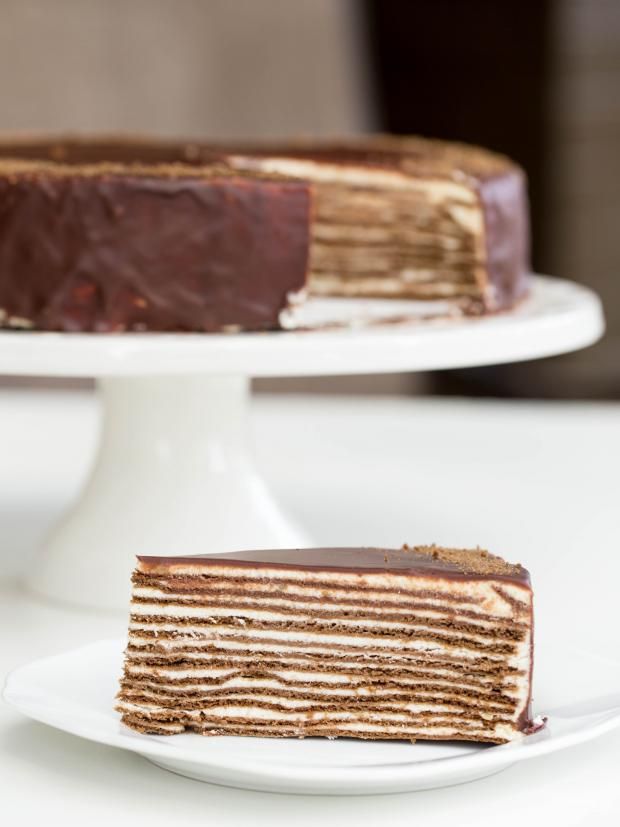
[26,375,309,610]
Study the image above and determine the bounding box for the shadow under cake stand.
[0,275,604,610]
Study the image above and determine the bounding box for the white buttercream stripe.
[131,585,511,622]
[129,600,520,641]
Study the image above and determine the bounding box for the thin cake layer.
[0,157,310,333]
[117,546,534,743]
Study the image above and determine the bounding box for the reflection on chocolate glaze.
[0,165,310,332]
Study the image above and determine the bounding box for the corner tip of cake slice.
[117,545,535,743]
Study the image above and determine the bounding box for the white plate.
[4,639,620,795]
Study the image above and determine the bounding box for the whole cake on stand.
[0,133,528,330]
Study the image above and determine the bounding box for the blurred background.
[0,0,617,398]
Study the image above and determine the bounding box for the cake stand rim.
[0,275,604,378]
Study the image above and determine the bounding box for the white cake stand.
[0,275,603,610]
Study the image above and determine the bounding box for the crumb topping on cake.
[402,543,524,577]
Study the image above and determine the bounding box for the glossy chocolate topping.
[0,162,310,332]
[137,546,530,586]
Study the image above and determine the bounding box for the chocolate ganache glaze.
[137,545,531,587]
[0,137,310,333]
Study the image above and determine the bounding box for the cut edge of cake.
[221,136,529,313]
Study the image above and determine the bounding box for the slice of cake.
[117,545,535,743]
[0,157,310,333]
[222,135,530,312]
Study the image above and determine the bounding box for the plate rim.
[4,638,620,789]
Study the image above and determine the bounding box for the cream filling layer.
[228,155,477,202]
[120,686,521,714]
[117,699,510,722]
[125,649,515,671]
[131,588,523,631]
[129,602,520,644]
[121,677,523,703]
[126,631,531,675]
[124,656,522,689]
[117,701,521,741]
[127,622,530,665]
[122,665,521,690]
[135,577,527,616]
[135,567,531,619]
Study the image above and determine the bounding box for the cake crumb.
[401,542,523,577]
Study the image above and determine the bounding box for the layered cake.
[223,134,530,311]
[117,545,535,743]
[0,156,310,332]
[0,134,529,331]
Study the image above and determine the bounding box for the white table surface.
[0,388,619,825]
